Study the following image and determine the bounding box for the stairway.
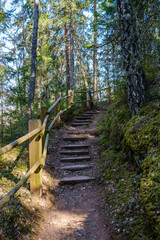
[58,110,99,184]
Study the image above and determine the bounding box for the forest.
[0,0,160,239]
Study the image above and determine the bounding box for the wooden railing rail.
[47,96,61,114]
[0,126,44,156]
[47,111,61,132]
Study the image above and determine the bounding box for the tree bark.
[65,23,70,90]
[107,44,111,104]
[93,0,98,100]
[64,3,70,91]
[70,9,75,89]
[117,0,147,116]
[0,86,4,144]
[28,0,39,118]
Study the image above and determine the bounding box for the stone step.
[62,136,87,141]
[61,155,91,162]
[60,164,92,171]
[62,144,89,149]
[60,150,89,155]
[59,176,94,184]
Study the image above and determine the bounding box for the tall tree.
[70,3,75,89]
[64,2,70,91]
[28,0,39,118]
[93,0,98,100]
[117,0,147,116]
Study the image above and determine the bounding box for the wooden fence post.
[68,90,74,105]
[107,86,111,104]
[40,106,48,150]
[89,90,93,109]
[29,120,42,197]
[87,90,92,110]
[55,94,61,128]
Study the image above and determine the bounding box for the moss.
[123,101,160,156]
[99,150,152,239]
[97,102,130,150]
[139,150,160,237]
[123,115,160,154]
[98,100,160,239]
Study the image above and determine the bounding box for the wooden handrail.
[47,96,61,114]
[47,111,61,132]
[0,156,45,209]
[0,125,44,156]
[42,114,49,128]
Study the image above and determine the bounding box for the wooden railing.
[0,89,97,209]
[0,87,113,209]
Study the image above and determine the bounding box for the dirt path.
[33,111,112,240]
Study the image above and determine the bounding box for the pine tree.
[28,0,39,118]
[117,0,148,116]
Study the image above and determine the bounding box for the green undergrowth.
[98,100,160,239]
[0,144,53,240]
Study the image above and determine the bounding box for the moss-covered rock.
[123,101,160,152]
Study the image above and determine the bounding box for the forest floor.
[32,110,113,240]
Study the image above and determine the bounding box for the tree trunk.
[107,43,111,104]
[28,0,39,118]
[76,39,89,89]
[70,8,75,89]
[64,5,70,91]
[117,0,147,116]
[93,0,98,100]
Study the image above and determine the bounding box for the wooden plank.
[60,164,92,171]
[74,120,91,123]
[59,176,94,184]
[62,144,89,149]
[71,123,89,126]
[60,150,89,155]
[62,136,87,141]
[61,155,90,162]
